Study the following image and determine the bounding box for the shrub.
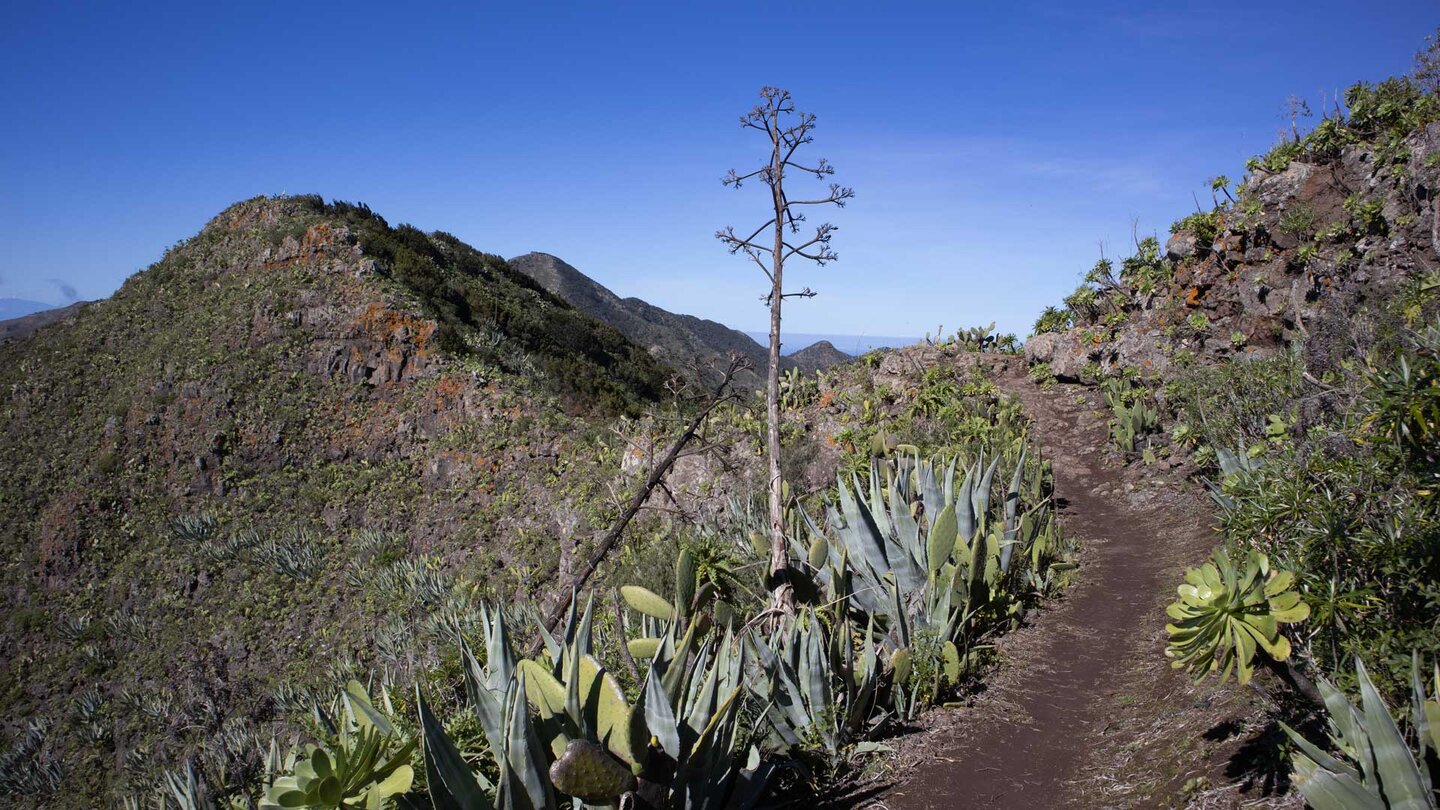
[1278,203,1319,237]
[1032,306,1072,335]
[1211,328,1440,694]
[1170,210,1221,247]
[1118,237,1172,295]
[1344,194,1387,235]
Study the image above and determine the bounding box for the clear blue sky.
[2,2,1434,337]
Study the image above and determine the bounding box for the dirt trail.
[878,361,1235,809]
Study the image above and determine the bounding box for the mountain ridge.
[507,252,849,387]
[0,196,680,804]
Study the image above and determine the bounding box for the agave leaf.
[971,455,1000,527]
[417,690,493,810]
[926,504,958,574]
[887,475,922,570]
[1355,659,1430,809]
[1291,765,1386,810]
[460,639,504,749]
[955,462,977,542]
[642,664,681,760]
[506,675,556,810]
[663,619,704,712]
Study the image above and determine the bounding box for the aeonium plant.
[1165,547,1310,686]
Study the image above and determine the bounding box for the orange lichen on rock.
[1185,287,1202,306]
[302,222,333,249]
[431,375,466,413]
[357,302,438,355]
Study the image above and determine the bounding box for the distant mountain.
[508,254,858,390]
[788,339,851,372]
[0,301,88,342]
[743,331,922,356]
[509,252,773,388]
[0,298,58,320]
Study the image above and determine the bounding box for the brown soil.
[866,361,1300,810]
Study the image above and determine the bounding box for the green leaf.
[1355,659,1430,810]
[417,689,493,810]
[619,585,676,621]
[926,504,958,574]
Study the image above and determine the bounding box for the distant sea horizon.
[742,331,924,357]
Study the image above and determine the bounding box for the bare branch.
[716,87,850,625]
[722,166,770,188]
[784,184,854,208]
[529,355,751,649]
[715,225,775,256]
[783,157,835,177]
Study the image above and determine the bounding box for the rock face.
[1164,232,1198,261]
[1024,331,1093,381]
[509,252,772,389]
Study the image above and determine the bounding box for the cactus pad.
[548,739,636,802]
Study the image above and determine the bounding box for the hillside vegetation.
[7,35,1440,810]
[0,196,678,804]
[1027,48,1440,807]
[0,193,1073,808]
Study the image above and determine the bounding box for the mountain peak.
[508,252,773,388]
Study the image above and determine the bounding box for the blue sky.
[2,2,1435,338]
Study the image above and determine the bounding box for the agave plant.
[1283,656,1440,809]
[532,596,768,808]
[416,602,554,810]
[803,447,1061,716]
[745,609,885,762]
[259,682,415,810]
[419,596,770,810]
[1164,547,1310,686]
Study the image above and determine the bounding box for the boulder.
[1110,329,1170,377]
[1249,162,1315,208]
[1166,232,1199,261]
[1025,331,1091,381]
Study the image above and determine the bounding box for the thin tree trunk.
[1264,656,1324,706]
[765,124,794,616]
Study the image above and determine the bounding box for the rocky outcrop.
[1028,121,1440,382]
[0,196,676,800]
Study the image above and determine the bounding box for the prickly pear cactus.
[548,739,636,802]
[675,548,697,618]
[807,534,828,570]
[621,585,675,621]
[942,640,962,684]
[891,648,913,683]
